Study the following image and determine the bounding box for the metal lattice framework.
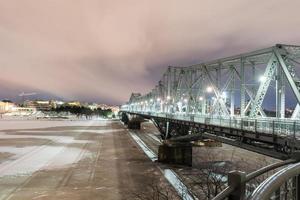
[122,44,300,120]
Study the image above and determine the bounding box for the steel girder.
[122,44,300,120]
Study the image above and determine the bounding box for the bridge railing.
[123,110,300,140]
[212,152,300,200]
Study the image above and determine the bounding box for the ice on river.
[0,145,89,177]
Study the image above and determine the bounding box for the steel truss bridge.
[122,44,300,157]
[121,44,300,199]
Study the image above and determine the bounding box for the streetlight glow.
[206,86,213,93]
[222,92,227,98]
[259,75,266,82]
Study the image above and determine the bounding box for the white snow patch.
[163,169,196,200]
[0,145,88,177]
[0,120,109,131]
[0,134,92,144]
[128,131,197,200]
[129,131,157,161]
[17,129,124,134]
[147,133,162,144]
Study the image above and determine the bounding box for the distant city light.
[206,86,213,93]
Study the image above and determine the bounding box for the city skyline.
[0,1,300,104]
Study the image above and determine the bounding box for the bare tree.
[178,146,278,200]
[131,178,181,200]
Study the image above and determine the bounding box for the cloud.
[0,0,299,104]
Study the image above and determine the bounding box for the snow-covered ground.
[0,120,123,178]
[0,119,110,131]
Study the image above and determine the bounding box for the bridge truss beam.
[124,44,300,120]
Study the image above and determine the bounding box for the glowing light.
[206,86,213,93]
[222,92,227,98]
[259,76,266,82]
[183,98,188,103]
[199,96,203,101]
[167,96,171,100]
[150,99,153,102]
[157,98,161,102]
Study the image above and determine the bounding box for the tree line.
[51,105,114,118]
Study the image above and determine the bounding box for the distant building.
[66,101,81,107]
[49,100,64,109]
[0,101,16,113]
[97,104,119,113]
[0,100,36,116]
[86,103,98,110]
[24,100,53,111]
[12,107,36,115]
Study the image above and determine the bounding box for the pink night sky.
[0,0,300,104]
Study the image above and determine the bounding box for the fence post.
[297,174,300,200]
[272,120,275,136]
[241,119,243,130]
[228,171,247,200]
[293,121,296,152]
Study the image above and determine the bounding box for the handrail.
[249,162,300,200]
[246,159,296,181]
[121,110,300,199]
[212,186,235,200]
[212,152,300,200]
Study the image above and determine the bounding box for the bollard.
[228,171,247,200]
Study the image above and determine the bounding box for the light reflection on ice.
[17,129,124,134]
[0,146,89,177]
[0,120,109,131]
[0,135,92,144]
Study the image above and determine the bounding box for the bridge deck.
[123,111,300,159]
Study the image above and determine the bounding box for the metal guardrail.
[122,110,300,140]
[212,152,300,200]
[250,162,300,200]
[122,110,300,199]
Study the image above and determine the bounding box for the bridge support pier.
[127,121,141,129]
[120,112,144,130]
[121,112,129,125]
[158,142,192,166]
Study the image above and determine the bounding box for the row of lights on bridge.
[129,85,231,106]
